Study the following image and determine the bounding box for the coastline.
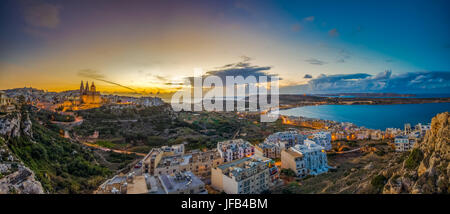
[278,94,450,110]
[277,102,449,130]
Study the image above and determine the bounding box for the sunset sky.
[1,0,449,94]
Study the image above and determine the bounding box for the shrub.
[281,168,296,177]
[405,148,423,170]
[371,175,387,192]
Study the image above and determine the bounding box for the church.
[80,81,102,104]
[61,81,104,111]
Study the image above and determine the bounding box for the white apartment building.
[264,131,306,149]
[310,131,332,151]
[415,123,431,137]
[394,136,417,152]
[211,157,275,194]
[161,144,185,155]
[289,140,328,175]
[217,139,255,163]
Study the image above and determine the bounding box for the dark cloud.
[305,58,327,65]
[328,28,339,37]
[164,82,184,86]
[187,57,279,85]
[240,55,252,62]
[78,69,105,79]
[304,74,313,79]
[78,69,138,93]
[154,75,168,82]
[302,70,450,93]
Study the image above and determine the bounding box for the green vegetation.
[104,152,136,164]
[94,140,115,148]
[370,175,387,193]
[281,168,296,177]
[33,109,75,122]
[405,148,424,170]
[6,107,111,193]
[282,182,301,194]
[72,104,315,154]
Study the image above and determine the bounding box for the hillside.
[272,112,449,194]
[382,112,449,193]
[0,106,111,193]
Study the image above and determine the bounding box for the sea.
[278,102,450,130]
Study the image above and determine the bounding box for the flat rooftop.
[284,149,303,158]
[216,157,252,170]
[126,175,148,194]
[159,171,204,194]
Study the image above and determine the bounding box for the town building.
[287,140,328,176]
[95,174,128,194]
[61,81,105,111]
[394,135,417,152]
[264,130,306,149]
[281,148,307,177]
[385,128,402,139]
[143,146,223,179]
[255,142,281,159]
[158,171,207,194]
[0,91,15,112]
[404,123,412,135]
[217,139,255,163]
[96,172,147,194]
[310,131,332,151]
[161,144,185,155]
[126,175,149,194]
[370,130,383,140]
[415,123,431,137]
[211,157,277,194]
[80,81,102,104]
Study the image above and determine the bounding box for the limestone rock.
[0,164,44,194]
[382,112,449,194]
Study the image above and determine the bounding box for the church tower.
[85,81,90,92]
[80,81,84,94]
[90,82,96,92]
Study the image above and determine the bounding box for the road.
[50,116,84,127]
[333,147,362,154]
[82,142,147,157]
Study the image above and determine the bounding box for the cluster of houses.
[97,130,332,194]
[255,130,331,159]
[96,119,431,194]
[393,123,430,152]
[323,118,430,153]
[1,86,164,113]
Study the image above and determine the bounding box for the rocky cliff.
[382,112,449,194]
[0,136,44,194]
[0,112,32,139]
[0,112,43,194]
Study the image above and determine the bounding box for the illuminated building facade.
[289,140,328,175]
[211,157,277,194]
[217,139,255,163]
